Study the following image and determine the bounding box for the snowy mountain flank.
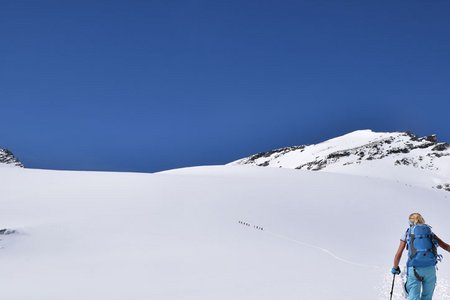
[0,148,23,168]
[2,166,450,300]
[229,130,450,192]
[2,131,450,300]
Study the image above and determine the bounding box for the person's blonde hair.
[409,213,425,225]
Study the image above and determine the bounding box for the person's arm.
[393,240,407,268]
[435,234,450,253]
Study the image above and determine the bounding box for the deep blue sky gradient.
[1,0,450,172]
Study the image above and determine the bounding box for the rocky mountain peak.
[0,148,24,168]
[229,130,450,191]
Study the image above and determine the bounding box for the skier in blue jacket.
[392,213,450,300]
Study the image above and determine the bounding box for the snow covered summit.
[0,148,23,168]
[229,130,450,191]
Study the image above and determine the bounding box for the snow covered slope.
[229,130,450,191]
[0,148,23,168]
[1,165,450,300]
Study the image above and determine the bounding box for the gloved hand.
[391,266,401,275]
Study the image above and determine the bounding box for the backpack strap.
[413,267,424,282]
[415,234,433,239]
[409,228,417,259]
[431,233,440,259]
[405,227,410,250]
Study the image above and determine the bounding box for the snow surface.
[1,165,450,299]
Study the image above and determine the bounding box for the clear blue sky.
[1,0,450,172]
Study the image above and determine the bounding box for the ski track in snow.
[265,231,381,269]
[238,221,380,269]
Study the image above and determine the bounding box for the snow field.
[1,165,450,299]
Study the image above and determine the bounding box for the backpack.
[406,224,438,268]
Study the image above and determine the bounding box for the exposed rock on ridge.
[229,130,450,192]
[0,148,24,167]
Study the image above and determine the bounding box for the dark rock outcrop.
[432,143,450,152]
[0,148,24,167]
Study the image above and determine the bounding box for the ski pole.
[389,274,396,300]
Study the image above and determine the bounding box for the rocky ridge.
[229,130,450,191]
[0,148,24,167]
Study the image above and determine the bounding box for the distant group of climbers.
[238,221,263,231]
